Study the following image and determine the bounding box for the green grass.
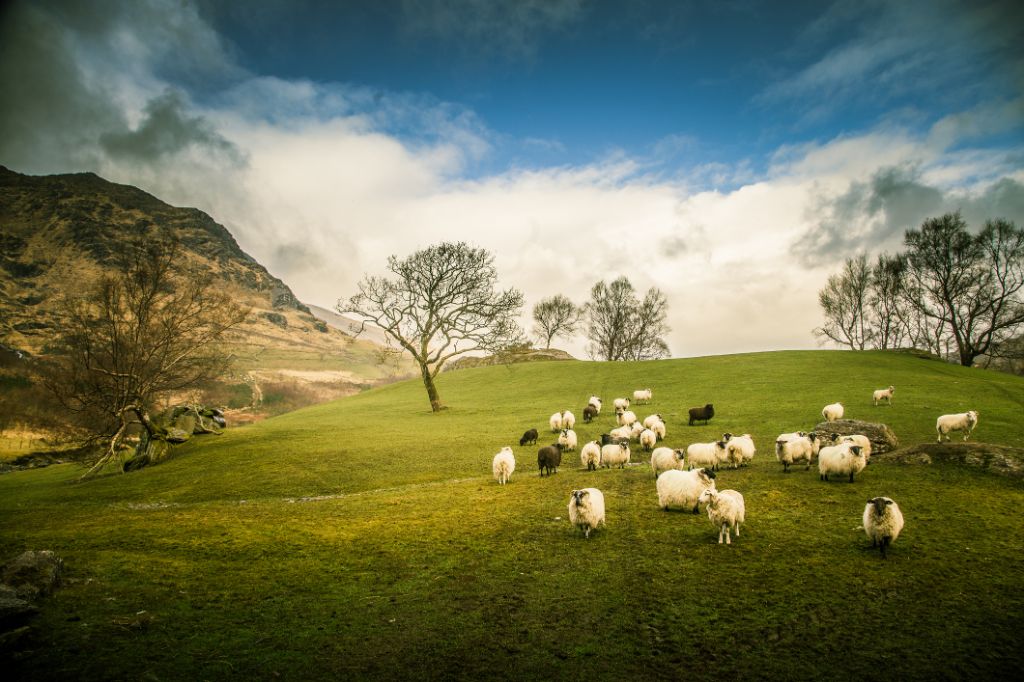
[1,350,1023,680]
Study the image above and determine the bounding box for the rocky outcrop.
[887,443,1024,478]
[0,550,63,649]
[811,419,899,454]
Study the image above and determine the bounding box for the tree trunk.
[420,363,444,412]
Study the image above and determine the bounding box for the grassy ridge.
[1,350,1023,680]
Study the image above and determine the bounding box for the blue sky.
[1,0,1022,356]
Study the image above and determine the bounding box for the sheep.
[609,425,633,442]
[639,428,658,452]
[580,441,602,471]
[558,428,578,452]
[643,414,664,430]
[656,468,716,513]
[863,496,905,559]
[775,433,819,473]
[630,421,646,441]
[650,420,667,441]
[600,441,631,469]
[822,402,844,422]
[519,428,538,446]
[698,488,745,545]
[568,488,606,539]
[725,434,756,468]
[776,431,807,443]
[873,385,895,406]
[633,388,653,405]
[549,412,563,432]
[562,410,576,430]
[818,443,866,483]
[831,433,872,462]
[583,405,598,423]
[936,410,979,442]
[686,440,729,471]
[537,443,563,477]
[613,397,630,411]
[688,404,714,426]
[616,409,638,427]
[600,433,628,446]
[650,447,686,478]
[492,446,515,485]
[588,396,602,414]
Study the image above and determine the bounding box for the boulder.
[812,419,899,455]
[1,550,62,601]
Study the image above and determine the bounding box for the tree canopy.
[584,277,670,361]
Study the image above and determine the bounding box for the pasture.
[1,350,1023,680]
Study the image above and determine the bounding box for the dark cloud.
[795,165,1024,258]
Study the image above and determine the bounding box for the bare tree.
[532,294,582,348]
[584,277,671,361]
[48,238,249,478]
[339,242,524,412]
[867,253,911,349]
[814,254,873,350]
[624,287,671,360]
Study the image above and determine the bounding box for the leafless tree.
[584,277,671,361]
[867,253,911,349]
[532,294,582,348]
[339,242,524,412]
[814,254,873,350]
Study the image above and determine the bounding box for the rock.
[1,550,62,601]
[812,419,899,454]
[888,443,1024,478]
[0,595,38,631]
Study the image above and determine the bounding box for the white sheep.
[639,428,658,452]
[613,397,630,411]
[650,420,666,441]
[725,434,756,468]
[561,410,576,430]
[600,441,631,469]
[775,433,819,473]
[872,385,895,406]
[656,468,717,513]
[609,425,633,441]
[492,446,515,485]
[686,440,729,471]
[568,488,606,539]
[616,409,638,427]
[818,442,866,483]
[936,410,979,442]
[776,431,808,443]
[650,447,686,478]
[643,414,664,430]
[832,433,872,462]
[580,441,602,471]
[630,421,646,441]
[863,496,904,559]
[549,411,563,432]
[633,388,652,404]
[558,428,578,452]
[698,488,745,544]
[822,402,844,422]
[588,396,602,414]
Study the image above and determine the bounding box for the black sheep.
[519,428,539,446]
[688,403,715,426]
[582,405,598,423]
[537,444,563,476]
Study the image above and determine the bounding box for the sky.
[1,0,1022,358]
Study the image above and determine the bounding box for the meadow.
[1,350,1022,680]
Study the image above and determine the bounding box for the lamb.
[633,388,653,405]
[686,440,729,470]
[492,446,515,485]
[558,428,578,452]
[537,443,563,477]
[639,428,658,452]
[936,410,979,442]
[688,403,714,426]
[656,468,716,513]
[831,433,872,462]
[549,412,563,432]
[775,433,819,473]
[580,441,602,471]
[582,405,599,423]
[616,409,638,427]
[725,434,756,468]
[613,397,631,411]
[643,414,664,430]
[698,488,745,545]
[873,385,895,406]
[568,488,606,539]
[650,447,686,478]
[600,441,631,469]
[588,396,602,414]
[561,410,576,430]
[519,428,538,446]
[818,443,866,483]
[822,402,844,422]
[863,496,904,559]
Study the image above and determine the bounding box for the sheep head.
[722,432,733,441]
[869,497,893,515]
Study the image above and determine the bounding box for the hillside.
[1,350,1022,679]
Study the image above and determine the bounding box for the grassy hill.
[1,350,1023,680]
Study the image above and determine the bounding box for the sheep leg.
[718,525,725,544]
[880,536,890,559]
[724,525,731,544]
[848,472,855,483]
[692,505,699,515]
[735,523,740,537]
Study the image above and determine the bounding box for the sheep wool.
[686,440,728,471]
[818,443,866,483]
[656,468,716,513]
[725,434,756,468]
[588,396,602,414]
[862,497,904,559]
[822,402,844,422]
[601,442,630,469]
[775,433,819,473]
[568,488,606,539]
[643,414,664,430]
[873,385,895,406]
[580,441,602,471]
[549,412,564,432]
[561,410,576,430]
[633,388,653,404]
[650,447,686,478]
[492,446,516,485]
[558,428,578,452]
[699,488,745,544]
[836,434,872,461]
[640,429,658,452]
[617,410,638,427]
[613,397,631,411]
[936,410,979,442]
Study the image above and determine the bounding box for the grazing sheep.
[650,420,667,441]
[818,443,866,483]
[863,497,905,559]
[633,388,653,405]
[650,447,686,478]
[613,397,631,411]
[630,421,646,441]
[686,440,729,471]
[588,396,602,413]
[562,410,576,430]
[822,402,844,422]
[936,410,979,442]
[643,414,664,430]
[656,468,717,513]
[725,434,756,468]
[616,409,638,427]
[640,428,658,452]
[492,446,516,485]
[549,412,564,432]
[775,433,819,473]
[776,431,808,443]
[831,433,872,462]
[609,425,633,441]
[873,385,895,406]
[698,488,745,545]
[600,433,628,446]
[537,444,563,477]
[568,488,606,539]
[519,428,539,446]
[580,441,602,471]
[558,428,578,452]
[600,441,631,469]
[583,405,599,423]
[688,404,715,426]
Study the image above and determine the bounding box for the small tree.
[584,277,671,361]
[532,294,582,348]
[339,242,524,412]
[814,254,872,350]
